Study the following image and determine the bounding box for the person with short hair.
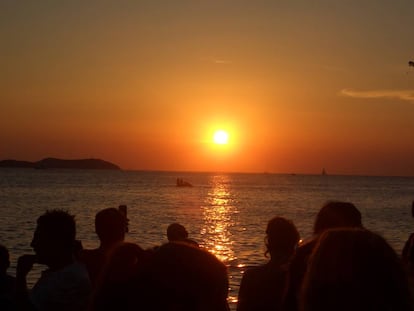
[145,242,229,310]
[167,223,199,247]
[16,210,91,311]
[80,207,127,286]
[167,223,188,242]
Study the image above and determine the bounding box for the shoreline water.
[1,168,414,309]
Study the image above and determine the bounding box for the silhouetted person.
[91,242,150,311]
[0,244,16,310]
[411,200,414,218]
[16,210,91,311]
[145,242,230,310]
[118,205,129,232]
[80,208,126,286]
[402,200,414,271]
[300,228,413,311]
[237,216,300,311]
[284,201,362,311]
[167,223,199,247]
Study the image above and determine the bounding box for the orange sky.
[1,1,414,175]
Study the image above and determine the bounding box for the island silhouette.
[0,158,121,170]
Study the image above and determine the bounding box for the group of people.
[238,201,414,311]
[0,207,228,311]
[1,201,414,311]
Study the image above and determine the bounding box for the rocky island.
[0,158,121,170]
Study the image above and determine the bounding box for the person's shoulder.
[80,248,101,257]
[294,240,316,259]
[0,273,16,290]
[298,239,317,252]
[243,265,262,274]
[242,264,268,281]
[60,262,91,284]
[67,261,89,273]
[59,263,92,297]
[32,262,92,311]
[247,262,288,279]
[79,248,103,263]
[289,239,317,272]
[32,263,91,297]
[240,263,286,293]
[183,238,199,247]
[0,273,16,281]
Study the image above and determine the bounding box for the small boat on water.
[322,168,327,176]
[176,178,193,187]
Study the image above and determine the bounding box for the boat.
[322,168,327,176]
[176,178,193,187]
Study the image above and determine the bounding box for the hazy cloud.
[340,89,414,101]
[200,57,232,65]
[211,57,232,64]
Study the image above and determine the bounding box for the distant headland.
[0,158,121,170]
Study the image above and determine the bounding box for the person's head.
[95,208,126,245]
[167,223,188,242]
[265,216,300,260]
[313,201,362,235]
[31,209,76,266]
[148,242,229,310]
[301,228,413,311]
[0,244,10,274]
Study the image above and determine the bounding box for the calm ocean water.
[1,168,414,309]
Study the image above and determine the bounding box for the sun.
[213,130,229,145]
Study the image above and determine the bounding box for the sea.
[1,168,414,310]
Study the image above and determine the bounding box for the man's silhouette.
[80,208,127,286]
[16,210,91,311]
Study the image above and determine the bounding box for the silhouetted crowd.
[1,200,414,310]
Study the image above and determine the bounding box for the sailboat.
[322,168,327,176]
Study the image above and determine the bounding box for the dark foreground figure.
[144,242,230,311]
[301,228,413,311]
[237,216,299,311]
[402,200,414,272]
[91,242,150,311]
[284,201,363,311]
[80,207,127,287]
[91,240,229,311]
[0,244,16,310]
[167,223,199,247]
[16,210,91,311]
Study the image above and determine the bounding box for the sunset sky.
[1,1,414,175]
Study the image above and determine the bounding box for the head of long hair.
[301,228,413,311]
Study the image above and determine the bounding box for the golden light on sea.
[200,175,237,263]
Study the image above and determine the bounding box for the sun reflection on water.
[200,175,237,264]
